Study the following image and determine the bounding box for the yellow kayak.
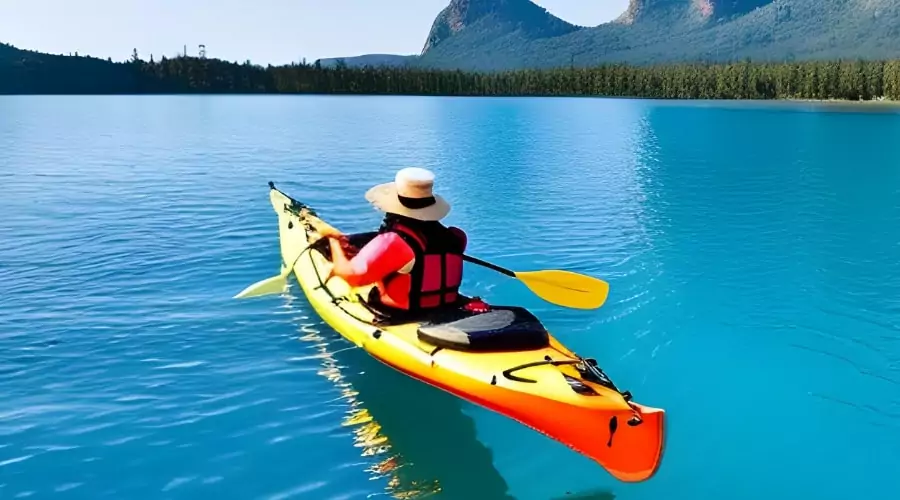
[244,182,666,483]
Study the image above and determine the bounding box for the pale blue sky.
[0,0,629,64]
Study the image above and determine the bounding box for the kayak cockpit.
[416,306,550,352]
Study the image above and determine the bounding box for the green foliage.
[0,43,142,94]
[2,42,899,102]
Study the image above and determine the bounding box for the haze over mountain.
[319,0,900,71]
[315,54,416,68]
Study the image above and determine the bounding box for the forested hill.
[5,40,900,103]
[412,0,900,71]
[0,43,145,94]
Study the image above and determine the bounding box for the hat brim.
[365,182,451,221]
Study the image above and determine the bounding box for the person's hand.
[309,218,343,240]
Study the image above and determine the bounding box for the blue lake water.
[2,95,900,499]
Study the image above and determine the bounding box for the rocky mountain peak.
[422,0,579,53]
[615,0,774,24]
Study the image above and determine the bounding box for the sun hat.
[364,167,451,221]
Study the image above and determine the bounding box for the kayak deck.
[267,183,666,483]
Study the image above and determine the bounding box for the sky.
[0,0,630,64]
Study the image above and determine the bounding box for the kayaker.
[312,167,469,317]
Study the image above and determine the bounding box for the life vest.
[382,221,465,311]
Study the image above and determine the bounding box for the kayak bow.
[236,182,666,482]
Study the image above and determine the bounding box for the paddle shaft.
[266,182,609,309]
[462,254,516,278]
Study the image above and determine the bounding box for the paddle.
[299,216,610,309]
[232,209,339,300]
[234,247,608,310]
[233,187,610,308]
[232,248,311,299]
[462,255,609,310]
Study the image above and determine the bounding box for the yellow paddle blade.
[514,270,610,310]
[233,273,288,299]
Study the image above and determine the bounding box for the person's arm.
[328,237,354,276]
[328,232,415,287]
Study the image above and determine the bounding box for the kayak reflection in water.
[311,167,490,320]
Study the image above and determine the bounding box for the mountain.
[422,0,581,51]
[314,54,415,68]
[413,0,900,71]
[316,0,580,69]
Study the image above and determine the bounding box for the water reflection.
[625,101,900,499]
[551,488,616,500]
[416,97,665,499]
[279,290,514,499]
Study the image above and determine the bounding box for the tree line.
[5,49,900,101]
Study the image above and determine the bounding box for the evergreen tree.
[8,47,900,101]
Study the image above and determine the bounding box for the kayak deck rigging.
[306,234,637,406]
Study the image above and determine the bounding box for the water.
[2,95,900,500]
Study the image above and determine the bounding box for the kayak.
[248,182,666,483]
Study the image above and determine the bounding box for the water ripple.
[2,95,900,499]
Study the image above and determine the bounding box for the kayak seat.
[416,306,550,352]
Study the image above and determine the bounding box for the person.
[312,167,470,318]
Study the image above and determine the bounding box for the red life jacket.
[384,221,465,311]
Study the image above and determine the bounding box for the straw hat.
[365,167,451,221]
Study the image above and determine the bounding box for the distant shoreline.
[6,94,900,107]
[4,45,900,105]
[4,93,900,112]
[783,97,900,107]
